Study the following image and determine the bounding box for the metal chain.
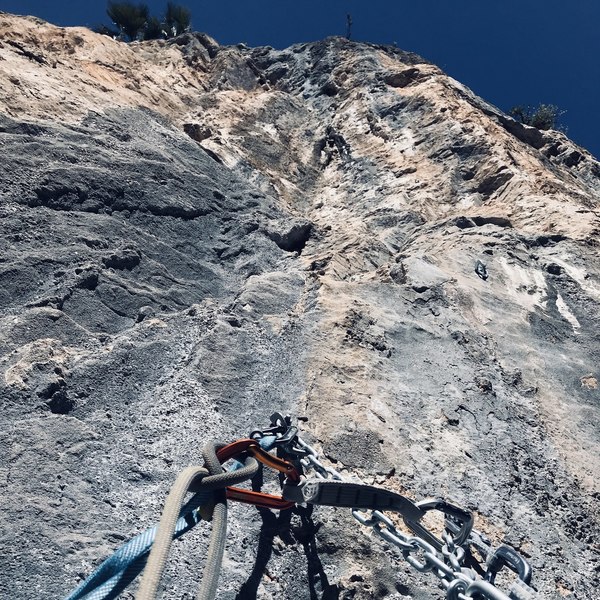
[292,435,538,600]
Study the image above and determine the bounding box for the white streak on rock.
[556,293,581,332]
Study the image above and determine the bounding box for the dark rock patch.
[102,247,141,270]
[342,309,390,354]
[476,169,514,196]
[199,145,224,164]
[454,216,476,229]
[169,32,214,65]
[384,67,424,88]
[5,39,47,64]
[412,285,429,293]
[183,122,212,142]
[471,216,513,228]
[563,149,583,168]
[496,114,546,150]
[317,126,351,165]
[389,262,406,284]
[546,263,563,275]
[74,267,99,290]
[321,80,339,96]
[526,234,568,248]
[267,222,312,254]
[265,63,289,85]
[136,305,155,322]
[46,387,75,414]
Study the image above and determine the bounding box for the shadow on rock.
[235,469,338,600]
[294,506,340,600]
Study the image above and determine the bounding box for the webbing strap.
[283,480,424,522]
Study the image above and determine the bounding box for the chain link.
[292,434,538,600]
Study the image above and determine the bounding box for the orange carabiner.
[216,439,258,462]
[247,444,301,483]
[216,439,299,510]
[226,487,295,510]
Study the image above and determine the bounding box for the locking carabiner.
[216,438,300,510]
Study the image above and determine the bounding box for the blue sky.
[2,1,599,158]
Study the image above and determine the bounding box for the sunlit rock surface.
[1,12,599,599]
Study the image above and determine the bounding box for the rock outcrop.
[1,12,599,599]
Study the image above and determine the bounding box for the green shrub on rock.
[165,2,192,37]
[509,103,566,131]
[103,2,191,42]
[107,2,149,41]
[143,16,164,40]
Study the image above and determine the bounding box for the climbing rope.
[65,437,276,600]
[64,496,207,600]
[64,415,540,600]
[135,441,258,600]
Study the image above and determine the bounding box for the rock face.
[1,12,599,600]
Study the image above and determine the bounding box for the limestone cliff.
[1,12,599,599]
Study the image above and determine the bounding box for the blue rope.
[64,436,277,600]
